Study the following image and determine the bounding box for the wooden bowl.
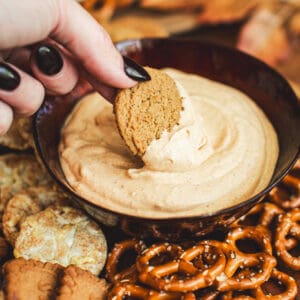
[33,38,300,240]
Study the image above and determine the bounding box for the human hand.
[0,0,149,135]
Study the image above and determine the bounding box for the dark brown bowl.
[33,38,300,241]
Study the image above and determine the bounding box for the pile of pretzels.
[105,160,300,299]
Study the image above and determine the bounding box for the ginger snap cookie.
[56,265,108,300]
[114,67,183,156]
[3,258,62,300]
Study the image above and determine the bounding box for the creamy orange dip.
[59,69,279,218]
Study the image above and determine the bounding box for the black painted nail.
[123,56,151,82]
[35,44,63,76]
[0,63,20,91]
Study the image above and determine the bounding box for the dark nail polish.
[123,56,151,82]
[0,63,20,91]
[35,45,63,76]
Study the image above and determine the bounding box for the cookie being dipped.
[114,67,183,157]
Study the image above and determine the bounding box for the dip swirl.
[59,69,278,218]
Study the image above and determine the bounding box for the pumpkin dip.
[59,69,278,218]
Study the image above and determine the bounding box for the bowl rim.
[33,37,300,222]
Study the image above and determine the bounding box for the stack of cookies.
[0,119,109,300]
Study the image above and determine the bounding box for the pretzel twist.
[137,243,226,292]
[107,283,185,300]
[214,226,276,291]
[232,202,283,228]
[216,253,276,292]
[106,239,146,283]
[269,160,300,210]
[220,292,255,300]
[193,288,220,300]
[226,225,273,257]
[275,208,300,270]
[254,269,297,300]
[221,269,297,299]
[200,240,242,279]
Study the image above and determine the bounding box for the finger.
[81,68,117,102]
[51,0,137,88]
[0,100,13,135]
[0,0,58,48]
[31,43,79,95]
[0,62,44,116]
[0,0,136,89]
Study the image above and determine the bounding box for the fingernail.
[0,63,20,91]
[123,56,151,82]
[35,44,63,76]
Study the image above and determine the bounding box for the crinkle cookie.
[14,205,107,276]
[0,154,54,214]
[2,186,70,246]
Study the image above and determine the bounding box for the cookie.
[104,16,169,42]
[14,204,107,276]
[2,186,70,246]
[114,67,183,156]
[0,117,33,150]
[56,265,108,300]
[3,258,62,300]
[0,154,54,215]
[2,193,41,246]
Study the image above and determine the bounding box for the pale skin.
[0,0,136,135]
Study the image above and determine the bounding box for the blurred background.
[80,0,300,98]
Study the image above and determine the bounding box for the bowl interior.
[33,38,300,221]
